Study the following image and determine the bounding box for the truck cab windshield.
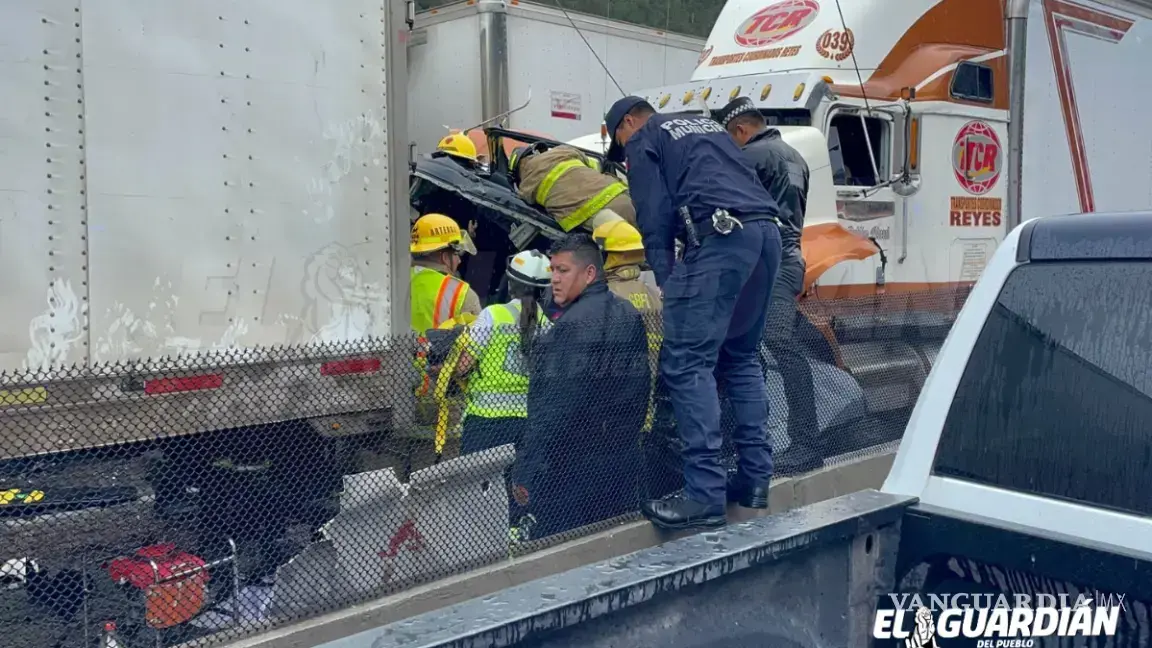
[933,261,1152,517]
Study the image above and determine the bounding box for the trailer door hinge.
[406,1,415,29]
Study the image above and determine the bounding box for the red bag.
[107,543,210,628]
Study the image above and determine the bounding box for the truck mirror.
[893,104,922,197]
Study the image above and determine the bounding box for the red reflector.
[144,374,223,395]
[321,358,381,376]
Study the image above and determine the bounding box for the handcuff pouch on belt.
[710,209,744,236]
[676,206,744,251]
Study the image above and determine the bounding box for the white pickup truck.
[304,210,1152,647]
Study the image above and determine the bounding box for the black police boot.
[641,494,727,531]
[726,476,770,509]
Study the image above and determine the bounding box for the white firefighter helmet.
[506,250,552,288]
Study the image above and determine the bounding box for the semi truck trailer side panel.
[1,0,404,374]
[1019,0,1152,220]
[0,0,412,457]
[504,3,704,142]
[408,7,484,153]
[0,1,92,372]
[409,1,705,149]
[83,0,397,366]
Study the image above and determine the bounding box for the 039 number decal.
[815,28,854,62]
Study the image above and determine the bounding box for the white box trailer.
[407,0,705,150]
[0,0,413,457]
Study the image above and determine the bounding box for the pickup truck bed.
[316,489,1152,648]
[318,489,913,648]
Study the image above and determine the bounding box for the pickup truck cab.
[314,211,1152,648]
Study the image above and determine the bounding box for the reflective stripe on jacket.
[465,302,544,419]
[410,265,470,334]
[605,266,663,433]
[518,146,632,232]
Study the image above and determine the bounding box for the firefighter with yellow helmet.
[509,144,636,233]
[410,213,482,335]
[593,221,661,324]
[435,132,480,168]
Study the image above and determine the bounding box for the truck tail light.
[144,374,223,395]
[320,358,381,377]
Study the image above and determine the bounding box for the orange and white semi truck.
[574,0,1152,298]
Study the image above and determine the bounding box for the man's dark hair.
[729,111,767,130]
[627,101,656,119]
[549,233,604,276]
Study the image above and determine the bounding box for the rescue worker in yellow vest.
[456,249,553,456]
[425,312,479,455]
[593,221,663,434]
[510,144,636,233]
[409,213,482,335]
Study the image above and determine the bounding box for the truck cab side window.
[933,261,1152,517]
[950,62,994,103]
[827,113,889,187]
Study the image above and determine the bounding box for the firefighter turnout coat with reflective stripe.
[605,265,663,432]
[410,264,481,334]
[605,265,662,357]
[465,301,546,419]
[517,146,637,231]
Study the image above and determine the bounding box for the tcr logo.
[952,120,1002,196]
[735,0,820,48]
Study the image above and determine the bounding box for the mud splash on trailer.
[92,278,250,362]
[305,111,388,226]
[292,241,388,343]
[24,279,86,372]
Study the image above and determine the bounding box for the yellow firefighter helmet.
[593,221,644,253]
[436,133,479,162]
[410,213,477,255]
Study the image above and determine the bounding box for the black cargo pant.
[762,293,821,473]
[461,414,529,501]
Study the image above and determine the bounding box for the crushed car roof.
[410,128,623,243]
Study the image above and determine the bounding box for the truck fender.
[800,222,880,294]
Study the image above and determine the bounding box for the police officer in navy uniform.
[603,96,782,530]
[714,97,822,475]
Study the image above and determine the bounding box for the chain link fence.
[0,287,968,647]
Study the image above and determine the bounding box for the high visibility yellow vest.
[465,302,544,419]
[536,160,628,232]
[410,266,470,334]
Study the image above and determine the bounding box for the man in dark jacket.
[714,97,822,475]
[511,234,650,539]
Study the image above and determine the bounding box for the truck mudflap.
[312,490,916,648]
